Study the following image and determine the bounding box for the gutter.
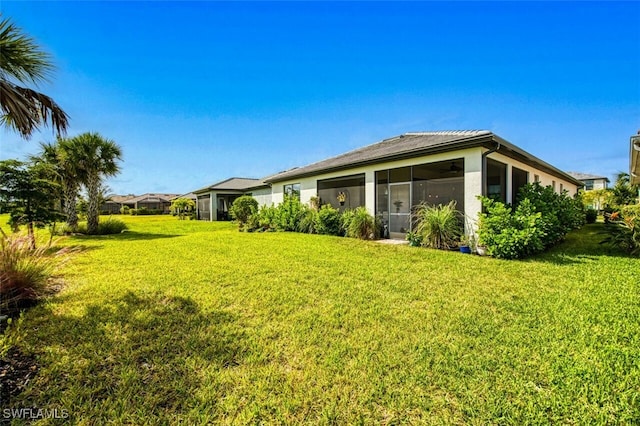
[481,140,501,197]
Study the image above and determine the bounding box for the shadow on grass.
[530,223,633,265]
[8,292,248,417]
[69,231,182,242]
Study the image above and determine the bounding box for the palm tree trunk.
[86,173,100,235]
[63,183,78,230]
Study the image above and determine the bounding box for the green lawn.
[1,215,639,424]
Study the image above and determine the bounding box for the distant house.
[194,131,582,237]
[567,172,609,191]
[631,132,640,186]
[102,195,137,214]
[193,178,271,221]
[101,193,180,214]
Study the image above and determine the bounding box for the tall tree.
[0,159,62,248]
[0,16,69,139]
[32,139,84,230]
[69,133,122,234]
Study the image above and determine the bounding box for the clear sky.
[1,1,639,195]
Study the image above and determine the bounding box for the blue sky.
[1,1,639,195]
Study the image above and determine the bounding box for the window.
[560,183,564,193]
[284,183,301,199]
[584,179,594,190]
[486,159,507,203]
[511,167,529,205]
[534,174,540,183]
[317,174,365,210]
[552,180,556,192]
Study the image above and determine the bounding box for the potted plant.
[459,234,475,254]
[406,231,422,247]
[337,192,346,206]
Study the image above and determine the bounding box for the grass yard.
[1,215,639,424]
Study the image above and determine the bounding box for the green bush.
[130,207,163,216]
[517,183,585,246]
[585,208,598,224]
[296,207,318,234]
[315,205,342,236]
[97,217,128,235]
[229,196,259,230]
[478,198,545,259]
[256,205,278,231]
[412,201,462,250]
[120,205,131,215]
[601,205,640,256]
[343,207,379,240]
[275,196,305,232]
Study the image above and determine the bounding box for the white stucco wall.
[269,147,578,236]
[250,187,273,207]
[592,179,608,190]
[272,148,484,226]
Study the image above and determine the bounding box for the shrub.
[296,207,318,234]
[601,205,640,256]
[405,231,423,247]
[343,207,379,240]
[315,205,342,236]
[229,196,258,230]
[412,201,462,250]
[517,183,585,246]
[55,218,127,235]
[256,205,279,231]
[97,217,128,235]
[477,198,545,259]
[275,196,305,232]
[585,208,598,224]
[0,229,70,315]
[120,205,130,215]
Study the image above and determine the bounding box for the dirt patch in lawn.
[0,346,38,407]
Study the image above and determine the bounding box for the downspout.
[481,140,501,197]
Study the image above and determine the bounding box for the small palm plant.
[412,201,462,250]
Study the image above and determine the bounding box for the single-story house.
[631,131,640,186]
[101,194,137,214]
[567,172,609,191]
[102,193,180,214]
[193,178,271,221]
[195,130,583,237]
[265,131,582,237]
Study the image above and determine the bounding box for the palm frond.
[0,79,69,138]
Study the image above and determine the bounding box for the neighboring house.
[195,131,582,238]
[631,131,640,186]
[102,194,137,214]
[101,193,180,214]
[193,178,271,221]
[567,172,609,191]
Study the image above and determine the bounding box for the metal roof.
[265,130,582,187]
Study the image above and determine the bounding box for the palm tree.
[0,16,69,139]
[32,138,84,230]
[70,132,122,234]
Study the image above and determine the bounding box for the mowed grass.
[1,215,639,424]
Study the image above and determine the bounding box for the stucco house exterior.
[194,130,582,238]
[566,172,610,191]
[193,178,271,221]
